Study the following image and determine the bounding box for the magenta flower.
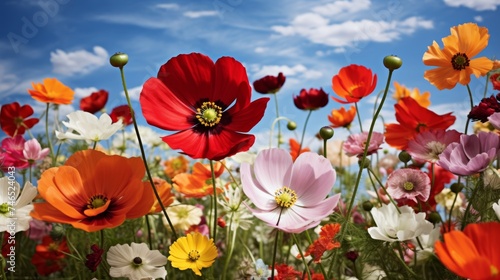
[1,135,28,170]
[437,132,500,176]
[488,112,500,130]
[241,148,340,233]
[23,138,49,166]
[343,131,384,157]
[407,129,461,163]
[386,168,431,203]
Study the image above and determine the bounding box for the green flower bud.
[358,158,371,169]
[362,201,373,211]
[319,126,334,140]
[428,212,442,224]
[450,182,464,194]
[287,121,297,131]
[398,150,411,163]
[110,52,129,68]
[383,55,403,71]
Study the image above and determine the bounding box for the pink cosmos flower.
[26,219,53,241]
[23,138,49,166]
[488,112,500,130]
[437,131,500,176]
[407,129,461,163]
[1,135,28,170]
[343,131,384,157]
[386,168,431,204]
[241,148,340,233]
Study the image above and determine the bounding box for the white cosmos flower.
[493,199,500,220]
[367,203,433,242]
[411,226,441,263]
[107,242,167,280]
[55,111,123,141]
[163,200,202,231]
[0,177,37,233]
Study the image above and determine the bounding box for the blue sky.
[1,0,500,152]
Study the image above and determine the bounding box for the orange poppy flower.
[423,23,493,90]
[304,223,341,263]
[435,222,500,280]
[392,82,431,108]
[289,138,310,161]
[164,155,190,178]
[172,161,225,198]
[328,105,356,128]
[331,64,377,104]
[27,78,75,105]
[150,177,175,214]
[384,97,455,150]
[31,150,154,232]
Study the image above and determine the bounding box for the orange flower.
[392,82,431,108]
[150,177,175,214]
[331,64,377,104]
[289,138,310,161]
[423,23,493,90]
[435,222,500,280]
[328,106,356,128]
[172,161,225,198]
[384,97,455,150]
[164,155,190,178]
[31,150,154,232]
[304,223,341,263]
[27,78,75,104]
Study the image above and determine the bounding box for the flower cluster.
[1,22,500,280]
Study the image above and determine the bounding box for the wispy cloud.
[155,3,180,10]
[50,46,109,76]
[183,10,218,18]
[443,0,500,11]
[311,0,371,16]
[74,87,99,99]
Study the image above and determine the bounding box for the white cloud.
[74,87,99,99]
[0,64,19,93]
[50,46,109,76]
[155,3,179,10]
[311,0,371,16]
[272,15,433,50]
[121,86,143,101]
[250,64,323,87]
[443,0,500,11]
[254,47,268,53]
[183,10,218,18]
[474,15,484,22]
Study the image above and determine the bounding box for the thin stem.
[355,102,363,132]
[270,230,280,279]
[447,190,459,232]
[118,66,177,240]
[100,229,105,249]
[323,139,328,158]
[461,172,483,230]
[464,84,475,134]
[483,72,491,98]
[45,103,56,165]
[328,69,395,279]
[273,93,282,148]
[145,215,152,249]
[292,234,312,280]
[209,160,218,240]
[298,110,313,152]
[269,117,292,149]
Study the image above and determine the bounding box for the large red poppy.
[140,53,269,160]
[80,89,108,114]
[384,97,456,150]
[0,102,39,137]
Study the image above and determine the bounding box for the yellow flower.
[168,232,218,276]
[392,82,431,108]
[423,22,493,90]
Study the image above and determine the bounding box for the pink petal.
[253,148,293,194]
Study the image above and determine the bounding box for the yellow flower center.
[87,194,108,209]
[275,186,297,208]
[0,203,11,214]
[196,102,222,127]
[403,182,414,191]
[451,52,470,70]
[188,250,200,261]
[491,265,498,277]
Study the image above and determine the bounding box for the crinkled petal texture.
[140,53,269,161]
[107,242,167,280]
[168,232,218,276]
[331,64,377,104]
[435,222,500,280]
[31,150,154,232]
[437,132,499,176]
[386,168,431,203]
[407,129,461,163]
[241,148,339,233]
[423,23,493,90]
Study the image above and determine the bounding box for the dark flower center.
[188,250,200,261]
[133,257,142,265]
[451,53,470,70]
[196,102,222,127]
[87,194,108,209]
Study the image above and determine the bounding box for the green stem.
[270,230,280,279]
[273,93,282,148]
[464,84,475,134]
[483,72,491,98]
[328,69,395,279]
[292,234,312,280]
[447,189,459,232]
[118,66,177,240]
[45,103,56,165]
[298,110,313,153]
[209,160,218,240]
[145,215,152,249]
[355,102,363,132]
[461,172,483,229]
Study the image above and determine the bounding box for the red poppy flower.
[385,97,456,150]
[140,53,269,161]
[293,88,329,110]
[435,222,500,280]
[0,102,39,137]
[275,263,302,280]
[80,89,109,114]
[253,72,286,94]
[491,73,500,91]
[31,236,70,276]
[109,104,133,126]
[304,223,341,263]
[331,64,377,104]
